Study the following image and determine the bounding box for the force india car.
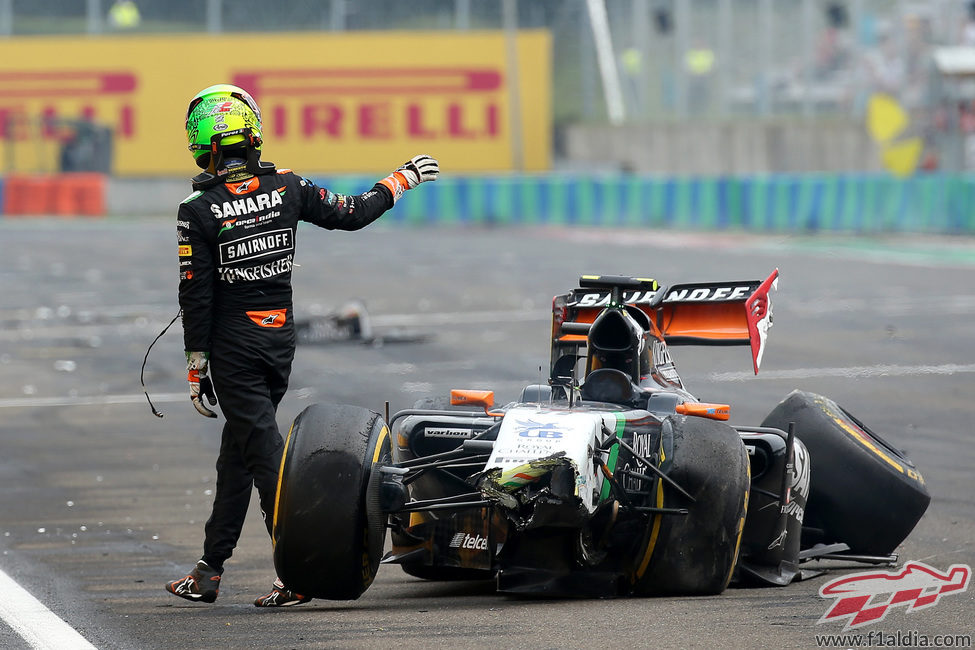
[270,271,931,599]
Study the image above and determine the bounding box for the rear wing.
[552,269,779,374]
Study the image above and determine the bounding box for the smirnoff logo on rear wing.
[569,281,762,308]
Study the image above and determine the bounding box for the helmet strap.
[207,136,225,175]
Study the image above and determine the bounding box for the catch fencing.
[1,0,967,124]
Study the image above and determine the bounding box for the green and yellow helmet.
[185,83,262,128]
[186,96,262,170]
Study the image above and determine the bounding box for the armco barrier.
[16,172,975,233]
[1,173,106,217]
[312,173,975,234]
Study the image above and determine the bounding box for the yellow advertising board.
[0,31,550,176]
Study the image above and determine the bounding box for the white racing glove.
[378,154,439,203]
[186,351,217,418]
[396,154,440,188]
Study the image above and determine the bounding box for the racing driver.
[165,84,438,607]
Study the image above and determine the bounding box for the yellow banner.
[0,31,550,176]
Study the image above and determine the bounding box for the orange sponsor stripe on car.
[675,402,731,421]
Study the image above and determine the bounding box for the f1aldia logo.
[818,561,970,630]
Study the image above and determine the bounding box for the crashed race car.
[271,271,931,598]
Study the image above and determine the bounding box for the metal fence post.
[87,0,102,35]
[759,0,772,116]
[630,0,650,121]
[331,0,347,32]
[581,0,596,119]
[586,0,626,124]
[718,0,732,117]
[207,0,222,33]
[0,0,11,37]
[802,0,815,117]
[674,0,690,118]
[455,0,470,30]
[851,0,864,121]
[503,0,525,170]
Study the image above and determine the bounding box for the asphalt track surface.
[1,218,973,649]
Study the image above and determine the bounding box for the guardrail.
[4,173,975,234]
[311,174,975,234]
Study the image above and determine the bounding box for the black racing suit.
[177,167,393,572]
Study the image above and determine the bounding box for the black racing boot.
[165,560,222,603]
[253,578,311,607]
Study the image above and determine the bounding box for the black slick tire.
[761,390,930,556]
[272,403,390,599]
[632,415,750,596]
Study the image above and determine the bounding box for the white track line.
[2,364,974,410]
[367,309,542,327]
[0,568,97,650]
[0,392,185,409]
[709,363,975,382]
[0,309,544,342]
[2,363,973,411]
